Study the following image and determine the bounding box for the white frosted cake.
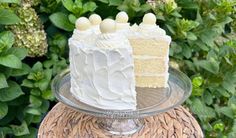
[69,18,136,110]
[69,12,171,110]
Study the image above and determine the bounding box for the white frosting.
[129,23,171,45]
[71,29,96,46]
[130,23,139,32]
[96,33,130,49]
[90,25,101,34]
[69,26,137,110]
[116,23,130,30]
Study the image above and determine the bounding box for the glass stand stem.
[98,118,144,135]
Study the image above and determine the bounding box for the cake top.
[100,19,116,33]
[75,17,91,31]
[89,14,102,25]
[116,11,129,23]
[71,12,171,45]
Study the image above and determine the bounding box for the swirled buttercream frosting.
[69,25,136,110]
[96,33,130,49]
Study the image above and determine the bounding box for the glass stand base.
[52,68,192,136]
[98,118,144,135]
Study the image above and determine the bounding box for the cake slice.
[127,13,171,88]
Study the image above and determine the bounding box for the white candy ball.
[100,19,116,33]
[75,17,91,31]
[116,11,129,23]
[89,14,102,25]
[142,13,156,25]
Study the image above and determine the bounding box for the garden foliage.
[0,0,235,137]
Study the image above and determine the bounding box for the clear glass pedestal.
[51,68,192,136]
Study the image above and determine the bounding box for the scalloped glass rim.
[52,68,192,119]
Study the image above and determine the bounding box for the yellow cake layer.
[134,57,168,74]
[135,75,168,88]
[129,38,169,57]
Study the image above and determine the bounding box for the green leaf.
[222,80,235,94]
[39,100,49,113]
[0,31,15,50]
[0,55,22,69]
[10,121,29,136]
[0,73,8,89]
[192,76,203,88]
[7,96,27,106]
[190,98,216,120]
[29,95,42,107]
[0,9,20,25]
[61,0,74,12]
[49,12,74,31]
[30,89,41,96]
[42,90,54,100]
[0,107,16,125]
[25,108,41,115]
[203,91,213,105]
[182,45,192,58]
[21,79,34,88]
[0,0,20,3]
[97,0,108,3]
[195,59,219,74]
[32,62,43,72]
[140,4,151,12]
[68,14,77,24]
[0,102,8,119]
[218,107,234,119]
[0,127,12,137]
[217,87,230,98]
[109,0,122,6]
[83,2,97,12]
[36,79,50,91]
[16,127,37,138]
[187,32,197,41]
[11,63,30,77]
[0,81,24,102]
[7,47,28,60]
[192,87,204,96]
[35,69,52,91]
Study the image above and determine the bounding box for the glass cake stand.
[51,68,192,135]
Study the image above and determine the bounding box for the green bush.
[0,0,235,137]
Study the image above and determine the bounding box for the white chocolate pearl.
[116,11,128,23]
[89,14,102,25]
[100,19,116,33]
[75,17,91,31]
[142,13,156,25]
